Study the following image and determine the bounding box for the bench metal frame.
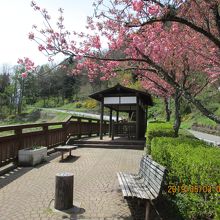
[117,155,166,220]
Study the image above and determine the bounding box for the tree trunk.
[173,90,181,137]
[182,90,220,124]
[43,97,46,107]
[17,100,22,115]
[164,98,171,122]
[62,94,65,105]
[17,93,22,115]
[9,99,12,115]
[17,79,24,115]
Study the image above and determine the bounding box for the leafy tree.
[0,73,10,93]
[0,65,15,116]
[15,58,36,113]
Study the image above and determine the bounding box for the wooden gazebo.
[89,84,153,140]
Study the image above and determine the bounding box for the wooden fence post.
[43,125,49,148]
[15,127,22,150]
[62,123,68,144]
[77,118,81,139]
[88,119,92,137]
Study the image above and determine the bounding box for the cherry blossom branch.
[127,16,220,49]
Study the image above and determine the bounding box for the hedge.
[151,137,220,220]
[146,121,175,153]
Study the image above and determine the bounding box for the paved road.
[188,130,220,146]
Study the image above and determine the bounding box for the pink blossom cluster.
[148,5,160,15]
[141,72,174,97]
[38,45,45,51]
[90,35,101,49]
[132,1,160,16]
[29,1,71,58]
[17,57,36,78]
[28,32,35,40]
[132,0,144,12]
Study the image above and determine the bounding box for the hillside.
[148,85,220,133]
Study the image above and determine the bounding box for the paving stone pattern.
[0,148,146,220]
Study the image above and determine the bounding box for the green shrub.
[75,102,82,108]
[146,121,175,153]
[83,99,98,109]
[151,137,220,219]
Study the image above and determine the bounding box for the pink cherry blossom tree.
[17,57,36,78]
[27,1,220,131]
[15,57,36,113]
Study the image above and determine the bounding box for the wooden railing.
[0,115,108,167]
[112,122,136,140]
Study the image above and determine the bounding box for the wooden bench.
[117,155,166,220]
[54,145,77,160]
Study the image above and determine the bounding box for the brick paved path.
[0,148,144,220]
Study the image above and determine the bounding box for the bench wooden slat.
[140,166,164,187]
[123,173,147,199]
[143,157,166,172]
[142,162,164,177]
[143,176,162,195]
[122,173,141,198]
[141,159,165,181]
[142,168,164,187]
[147,183,160,199]
[119,172,146,198]
[143,159,165,176]
[117,155,166,201]
[135,179,155,200]
[143,158,166,196]
[118,172,155,200]
[117,172,133,197]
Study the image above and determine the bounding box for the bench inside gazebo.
[89,84,153,141]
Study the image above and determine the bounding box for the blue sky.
[0,0,94,67]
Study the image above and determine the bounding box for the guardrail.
[0,115,108,167]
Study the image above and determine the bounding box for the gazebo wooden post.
[129,112,132,120]
[145,106,148,131]
[116,110,119,123]
[136,95,139,140]
[100,98,104,140]
[109,108,112,137]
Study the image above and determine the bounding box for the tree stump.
[55,172,74,210]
